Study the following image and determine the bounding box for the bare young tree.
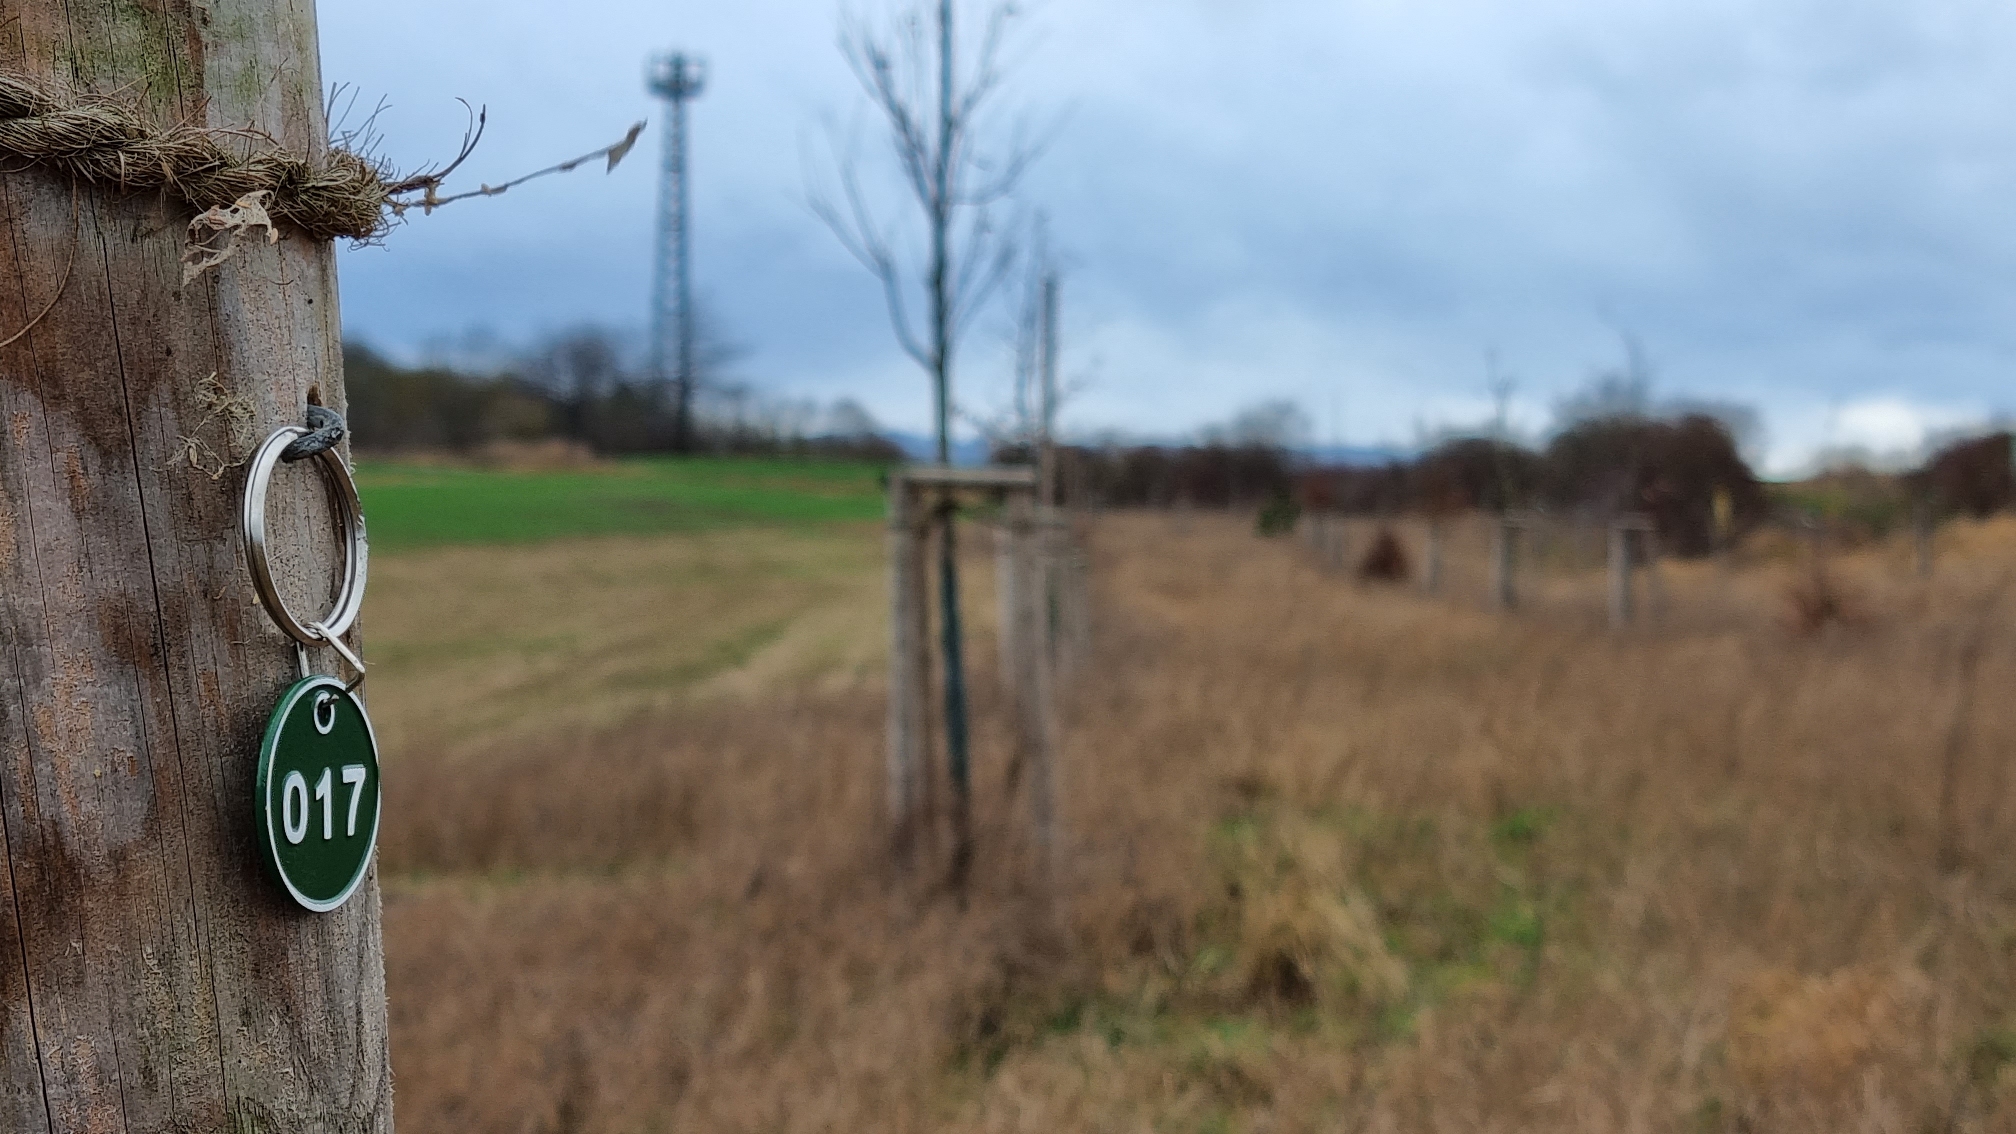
[1009,223,1077,505]
[811,0,1044,883]
[813,0,1040,460]
[1011,223,1051,425]
[968,219,1056,452]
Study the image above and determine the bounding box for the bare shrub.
[1784,561,1857,633]
[1356,526,1410,582]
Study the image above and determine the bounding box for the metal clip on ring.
[280,404,347,464]
[242,419,369,692]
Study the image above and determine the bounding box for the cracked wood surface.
[0,1,392,1131]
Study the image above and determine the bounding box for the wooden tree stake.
[1608,521,1635,628]
[1006,494,1056,870]
[1914,499,1935,580]
[1423,516,1443,594]
[886,472,932,857]
[1493,515,1520,611]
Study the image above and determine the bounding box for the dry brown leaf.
[181,190,278,284]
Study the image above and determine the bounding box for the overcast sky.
[321,0,2016,473]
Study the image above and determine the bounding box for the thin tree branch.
[821,136,934,368]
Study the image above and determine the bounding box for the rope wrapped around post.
[0,75,396,242]
[0,72,645,246]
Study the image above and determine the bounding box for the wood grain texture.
[0,1,391,1131]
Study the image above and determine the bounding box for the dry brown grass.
[366,525,886,763]
[378,513,2016,1133]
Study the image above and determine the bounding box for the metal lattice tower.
[647,52,706,449]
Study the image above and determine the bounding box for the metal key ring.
[241,424,368,647]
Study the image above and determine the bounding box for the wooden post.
[1053,511,1091,675]
[1048,502,1080,669]
[1312,515,1346,574]
[1072,529,1092,661]
[1423,516,1443,594]
[887,474,931,857]
[995,510,1021,683]
[1608,520,1634,628]
[1712,485,1735,571]
[1493,514,1519,610]
[1642,524,1665,619]
[1006,494,1056,870]
[885,465,1036,883]
[0,5,391,1130]
[1914,499,1934,580]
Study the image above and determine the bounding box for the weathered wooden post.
[1492,513,1520,610]
[1052,510,1092,676]
[1422,515,1443,594]
[1913,498,1934,580]
[1310,514,1347,574]
[995,511,1022,685]
[1608,514,1661,628]
[1072,529,1092,659]
[1608,519,1634,628]
[1034,507,1073,672]
[1005,492,1056,870]
[0,5,392,1129]
[1712,485,1735,571]
[1642,523,1665,619]
[887,472,933,857]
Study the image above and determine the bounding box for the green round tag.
[254,677,382,913]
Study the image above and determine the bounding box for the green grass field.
[356,457,892,550]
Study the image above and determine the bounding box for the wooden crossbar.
[894,465,1039,491]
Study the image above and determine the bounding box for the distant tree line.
[990,400,1313,510]
[1785,430,2016,543]
[341,327,902,461]
[1299,418,2016,558]
[991,399,1770,559]
[1909,432,2014,519]
[992,442,1298,510]
[1295,413,1764,557]
[997,397,1770,558]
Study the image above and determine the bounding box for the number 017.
[281,765,368,845]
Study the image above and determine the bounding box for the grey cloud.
[324,0,2016,471]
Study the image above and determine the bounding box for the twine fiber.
[0,75,390,242]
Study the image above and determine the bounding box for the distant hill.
[886,432,995,466]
